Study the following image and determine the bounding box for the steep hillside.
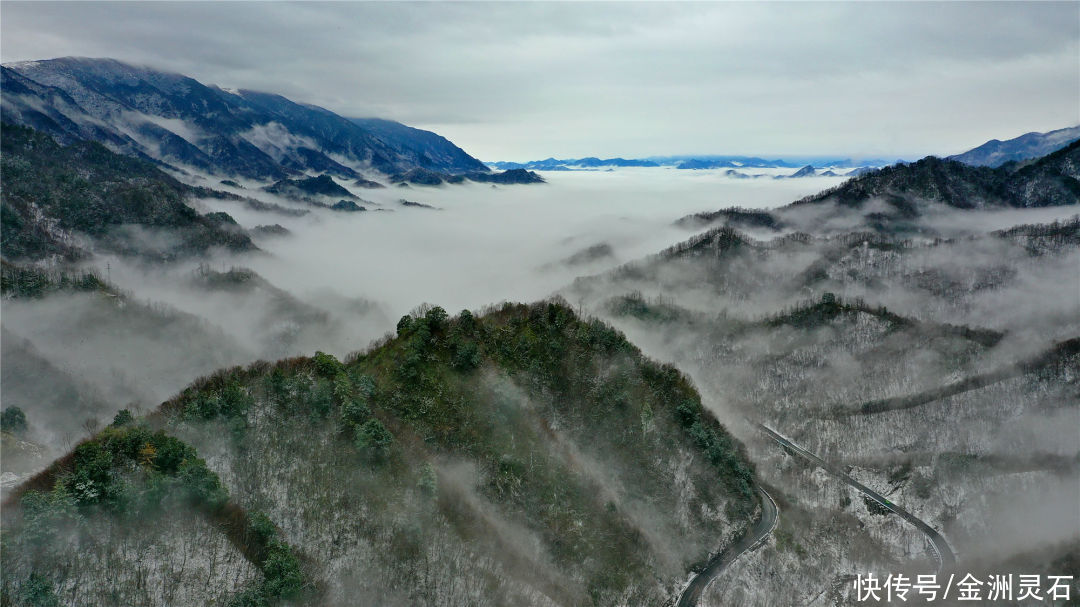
[1,301,759,606]
[0,326,111,444]
[184,264,387,358]
[350,117,489,174]
[0,260,391,455]
[1,57,489,179]
[0,263,252,442]
[0,123,256,262]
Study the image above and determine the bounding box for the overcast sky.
[2,2,1077,161]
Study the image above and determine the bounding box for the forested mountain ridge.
[1,300,758,606]
[790,139,1080,214]
[0,123,259,262]
[673,142,1079,237]
[1,57,490,180]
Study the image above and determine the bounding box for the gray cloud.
[1,1,1077,160]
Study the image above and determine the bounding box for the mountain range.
[490,127,1080,175]
[672,137,1079,239]
[0,57,490,181]
[948,125,1080,167]
[490,157,662,171]
[488,155,897,172]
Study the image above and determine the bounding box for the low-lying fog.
[0,168,846,446]
[227,170,851,313]
[5,166,1079,455]
[115,168,854,342]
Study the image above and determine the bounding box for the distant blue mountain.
[846,167,878,177]
[676,159,736,170]
[675,157,794,170]
[489,157,659,170]
[574,157,660,168]
[805,158,895,169]
[491,155,893,171]
[787,165,817,178]
[947,126,1080,168]
[651,155,800,168]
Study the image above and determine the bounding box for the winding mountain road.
[758,424,956,572]
[675,486,778,607]
[674,422,958,606]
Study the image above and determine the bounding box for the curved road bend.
[676,487,779,607]
[758,424,956,572]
